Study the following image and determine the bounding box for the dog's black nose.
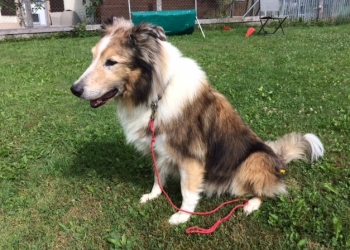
[70,84,84,97]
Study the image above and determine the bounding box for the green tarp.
[132,9,196,35]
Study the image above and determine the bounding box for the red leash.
[149,118,248,234]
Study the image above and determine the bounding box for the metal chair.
[258,0,287,35]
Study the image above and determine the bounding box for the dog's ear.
[153,26,167,41]
[101,17,134,35]
[131,23,167,42]
[101,16,116,31]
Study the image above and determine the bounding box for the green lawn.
[0,25,349,249]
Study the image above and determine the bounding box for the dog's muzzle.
[70,84,84,97]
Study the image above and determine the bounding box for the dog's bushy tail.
[266,133,324,165]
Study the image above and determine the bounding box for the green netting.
[132,9,196,35]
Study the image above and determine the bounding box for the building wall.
[63,0,89,22]
[0,0,21,29]
[98,0,249,23]
[0,12,20,29]
[64,0,86,11]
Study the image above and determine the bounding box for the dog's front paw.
[139,192,161,204]
[243,197,262,215]
[168,212,191,225]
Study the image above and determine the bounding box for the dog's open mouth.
[90,88,119,108]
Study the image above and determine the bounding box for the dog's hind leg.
[168,159,205,225]
[233,152,286,215]
[243,197,262,214]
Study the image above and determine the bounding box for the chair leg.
[258,19,269,35]
[273,21,283,34]
[273,17,287,35]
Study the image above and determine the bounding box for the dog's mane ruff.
[128,23,170,105]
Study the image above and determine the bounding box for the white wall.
[63,0,90,22]
[0,7,21,29]
[63,0,88,11]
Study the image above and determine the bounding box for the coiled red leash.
[148,104,248,234]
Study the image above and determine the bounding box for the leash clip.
[150,101,158,120]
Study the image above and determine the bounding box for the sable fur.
[71,18,325,224]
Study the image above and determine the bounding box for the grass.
[0,24,349,249]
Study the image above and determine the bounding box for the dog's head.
[70,17,167,108]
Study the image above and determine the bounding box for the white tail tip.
[303,133,325,162]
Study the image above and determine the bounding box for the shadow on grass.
[61,136,150,184]
[57,135,182,200]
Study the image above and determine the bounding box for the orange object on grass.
[245,27,255,37]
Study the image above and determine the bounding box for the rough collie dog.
[70,17,324,225]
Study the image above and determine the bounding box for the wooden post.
[317,0,324,21]
[247,0,252,16]
[156,0,162,11]
[281,0,286,15]
[296,0,300,19]
[23,0,34,28]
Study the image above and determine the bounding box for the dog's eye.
[105,59,118,67]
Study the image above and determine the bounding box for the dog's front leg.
[168,159,204,225]
[140,172,166,204]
